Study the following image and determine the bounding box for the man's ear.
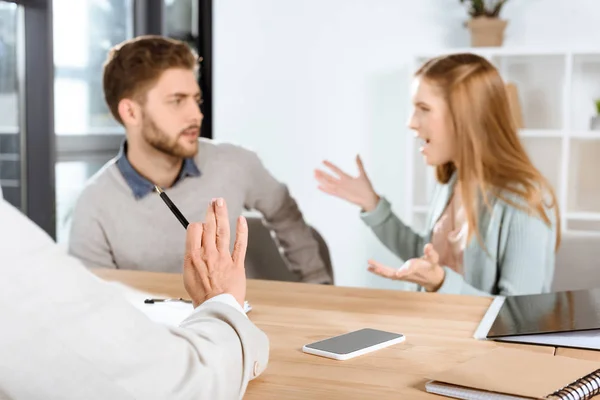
[118,99,141,127]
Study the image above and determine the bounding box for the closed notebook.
[425,347,600,400]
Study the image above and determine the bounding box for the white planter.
[466,17,508,47]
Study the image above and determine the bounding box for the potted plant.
[591,99,600,130]
[460,0,509,47]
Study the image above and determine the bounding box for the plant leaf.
[491,0,508,17]
[460,0,509,18]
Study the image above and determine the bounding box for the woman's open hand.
[314,155,380,212]
[367,244,446,292]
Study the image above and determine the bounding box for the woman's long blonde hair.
[415,53,561,251]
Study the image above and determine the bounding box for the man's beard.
[141,113,199,158]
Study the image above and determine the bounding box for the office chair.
[244,215,334,284]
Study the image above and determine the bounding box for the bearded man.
[68,36,331,285]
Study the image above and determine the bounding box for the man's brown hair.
[103,35,199,124]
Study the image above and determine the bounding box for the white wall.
[213,0,600,289]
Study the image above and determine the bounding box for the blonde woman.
[315,53,561,296]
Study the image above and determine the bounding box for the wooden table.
[93,269,557,399]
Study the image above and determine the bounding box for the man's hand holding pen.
[183,198,248,308]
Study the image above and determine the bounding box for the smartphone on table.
[302,328,405,360]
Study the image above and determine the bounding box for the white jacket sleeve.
[0,199,269,400]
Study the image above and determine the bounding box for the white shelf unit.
[405,47,600,235]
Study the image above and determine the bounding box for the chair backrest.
[310,225,334,282]
[552,232,600,292]
[244,215,334,283]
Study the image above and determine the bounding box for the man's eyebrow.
[166,92,201,98]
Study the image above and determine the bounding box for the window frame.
[5,0,212,239]
[54,0,162,164]
[1,0,56,236]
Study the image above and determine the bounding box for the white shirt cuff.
[197,293,248,318]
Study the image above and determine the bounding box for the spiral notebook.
[425,347,600,399]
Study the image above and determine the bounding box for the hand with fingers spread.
[183,198,248,308]
[314,154,381,212]
[367,243,446,292]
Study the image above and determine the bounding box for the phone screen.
[304,328,404,355]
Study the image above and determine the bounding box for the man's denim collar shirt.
[116,141,201,199]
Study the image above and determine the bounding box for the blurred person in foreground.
[0,195,269,399]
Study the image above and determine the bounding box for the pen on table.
[145,298,253,312]
[154,185,189,229]
[144,298,192,304]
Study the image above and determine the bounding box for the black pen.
[144,297,192,304]
[154,185,189,229]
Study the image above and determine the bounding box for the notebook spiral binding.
[547,370,600,400]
